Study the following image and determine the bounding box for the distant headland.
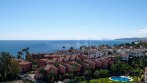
[116,37,147,41]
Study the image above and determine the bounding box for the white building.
[116,49,130,54]
[121,53,129,61]
[88,51,103,59]
[129,49,146,57]
[87,49,111,59]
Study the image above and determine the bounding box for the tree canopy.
[0,52,21,82]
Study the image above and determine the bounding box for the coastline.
[0,40,133,56]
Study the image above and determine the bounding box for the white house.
[88,51,103,59]
[121,53,129,61]
[129,49,145,57]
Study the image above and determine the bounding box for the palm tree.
[22,47,30,59]
[63,46,65,50]
[68,46,74,52]
[17,51,23,59]
[22,47,30,55]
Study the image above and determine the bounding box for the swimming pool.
[109,76,133,82]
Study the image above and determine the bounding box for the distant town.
[0,40,147,83]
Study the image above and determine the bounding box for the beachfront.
[13,41,147,83]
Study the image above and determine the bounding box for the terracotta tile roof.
[19,61,32,65]
[52,58,58,62]
[67,64,73,68]
[59,64,66,68]
[121,53,129,57]
[78,55,89,60]
[44,54,60,58]
[98,58,106,61]
[70,55,77,61]
[94,59,102,63]
[44,64,58,71]
[82,63,90,68]
[46,60,53,64]
[72,61,82,67]
[85,60,95,65]
[58,57,65,62]
[15,59,24,62]
[39,59,48,62]
[64,55,71,61]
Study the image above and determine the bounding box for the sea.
[0,40,133,56]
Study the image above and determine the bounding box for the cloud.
[136,29,147,34]
[132,28,147,38]
[1,29,147,40]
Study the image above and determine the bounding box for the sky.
[0,0,147,40]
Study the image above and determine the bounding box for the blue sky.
[0,0,147,40]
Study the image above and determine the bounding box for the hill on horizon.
[116,37,147,41]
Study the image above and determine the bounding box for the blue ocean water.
[0,40,133,56]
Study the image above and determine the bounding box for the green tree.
[63,46,65,50]
[94,70,100,82]
[47,72,55,83]
[22,47,29,55]
[22,47,30,60]
[39,71,56,83]
[74,76,82,82]
[17,51,23,59]
[121,63,131,75]
[98,69,109,83]
[8,60,21,80]
[83,70,92,80]
[68,47,74,52]
[0,52,21,81]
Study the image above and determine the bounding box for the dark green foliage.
[0,52,21,82]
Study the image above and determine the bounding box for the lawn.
[80,77,138,83]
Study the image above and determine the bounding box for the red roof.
[58,57,65,62]
[64,55,71,61]
[59,64,66,68]
[52,58,58,62]
[70,55,77,61]
[19,61,32,65]
[121,53,129,57]
[39,59,48,62]
[44,64,58,70]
